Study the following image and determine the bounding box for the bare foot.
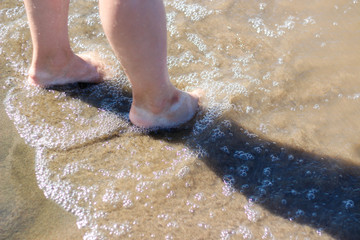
[129,89,203,129]
[28,52,107,87]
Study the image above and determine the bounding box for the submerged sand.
[1,0,360,239]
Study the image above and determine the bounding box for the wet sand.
[1,0,360,239]
[0,88,84,240]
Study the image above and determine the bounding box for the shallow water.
[1,0,360,239]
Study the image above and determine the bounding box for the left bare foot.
[28,52,107,87]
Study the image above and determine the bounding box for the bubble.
[270,154,280,162]
[248,196,259,203]
[256,187,267,196]
[253,146,262,153]
[246,106,254,114]
[220,146,230,154]
[165,0,214,21]
[221,120,232,128]
[168,52,198,70]
[262,227,275,239]
[347,93,360,100]
[306,189,317,200]
[5,83,130,150]
[222,175,236,196]
[200,68,221,80]
[186,200,199,213]
[231,54,256,80]
[220,230,232,240]
[135,181,154,193]
[236,165,249,177]
[211,127,226,141]
[234,151,254,161]
[85,12,100,27]
[296,209,305,217]
[263,167,271,177]
[258,123,268,134]
[186,33,207,52]
[223,174,235,186]
[177,166,190,178]
[313,104,320,109]
[244,203,262,222]
[166,221,179,228]
[259,3,267,10]
[197,222,211,229]
[303,16,316,25]
[248,15,296,38]
[99,222,132,237]
[220,226,252,240]
[194,192,205,201]
[343,200,355,209]
[306,193,314,201]
[166,11,180,37]
[157,213,170,220]
[317,228,324,236]
[262,180,272,187]
[166,191,175,198]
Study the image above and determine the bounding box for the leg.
[24,0,104,86]
[99,0,201,128]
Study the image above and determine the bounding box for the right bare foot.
[28,52,107,87]
[129,89,203,129]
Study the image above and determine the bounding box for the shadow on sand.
[50,81,360,240]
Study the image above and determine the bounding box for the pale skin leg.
[24,0,103,86]
[24,0,201,128]
[99,0,201,128]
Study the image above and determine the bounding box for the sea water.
[1,0,360,239]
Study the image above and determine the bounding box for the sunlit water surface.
[1,0,360,239]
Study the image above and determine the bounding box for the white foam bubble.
[248,15,297,38]
[165,0,214,21]
[4,83,130,150]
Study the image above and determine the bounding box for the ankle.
[31,48,75,73]
[28,49,76,83]
[131,87,180,115]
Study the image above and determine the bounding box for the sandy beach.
[1,0,360,239]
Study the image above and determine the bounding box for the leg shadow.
[51,81,360,240]
[151,115,360,240]
[46,81,133,117]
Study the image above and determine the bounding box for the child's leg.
[99,0,201,128]
[24,0,103,86]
